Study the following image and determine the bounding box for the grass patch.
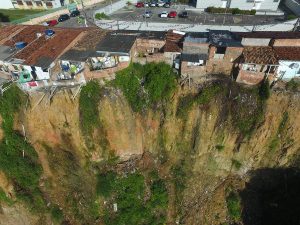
[231,159,242,170]
[79,80,102,135]
[0,85,45,212]
[51,205,64,224]
[0,187,14,205]
[286,79,299,92]
[113,62,177,112]
[95,12,110,20]
[176,83,222,119]
[98,172,168,225]
[226,190,242,222]
[268,112,289,152]
[0,9,45,22]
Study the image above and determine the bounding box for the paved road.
[110,5,285,26]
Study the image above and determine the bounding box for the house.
[207,30,243,75]
[0,0,14,9]
[11,0,68,9]
[274,47,300,81]
[180,32,209,78]
[163,30,185,67]
[235,47,279,85]
[0,25,85,91]
[196,0,281,11]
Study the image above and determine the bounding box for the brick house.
[236,46,279,85]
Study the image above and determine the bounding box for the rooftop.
[242,46,278,65]
[96,33,136,54]
[274,47,300,61]
[184,32,209,44]
[181,53,208,62]
[3,25,84,68]
[236,31,300,39]
[114,30,166,40]
[164,30,184,52]
[0,25,25,44]
[0,45,17,61]
[209,30,242,47]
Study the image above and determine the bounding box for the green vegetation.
[0,86,45,212]
[0,9,44,22]
[231,159,242,170]
[286,79,299,92]
[51,205,64,224]
[215,144,225,151]
[176,83,222,119]
[226,191,242,222]
[98,171,168,225]
[79,80,102,135]
[259,79,270,101]
[114,62,178,112]
[0,187,13,205]
[206,7,256,15]
[95,12,110,20]
[268,112,289,152]
[287,14,298,20]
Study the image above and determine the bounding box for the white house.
[274,47,300,80]
[196,0,281,11]
[0,0,14,9]
[11,0,68,9]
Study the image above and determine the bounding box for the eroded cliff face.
[0,80,300,225]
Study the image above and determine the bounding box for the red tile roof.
[242,46,278,65]
[0,25,26,44]
[164,30,184,52]
[5,25,85,67]
[274,47,300,61]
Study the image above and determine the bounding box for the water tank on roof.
[45,29,55,36]
[15,42,27,49]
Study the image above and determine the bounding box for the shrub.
[287,14,297,20]
[259,79,270,101]
[215,145,225,151]
[0,187,13,205]
[232,159,242,170]
[226,191,242,222]
[79,80,102,135]
[51,205,64,223]
[206,7,256,15]
[96,172,116,197]
[95,12,109,20]
[286,79,299,92]
[114,63,177,112]
[0,86,45,212]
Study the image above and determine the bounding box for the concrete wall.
[0,0,14,9]
[236,69,265,85]
[272,39,300,47]
[135,38,165,55]
[181,61,207,77]
[196,0,224,10]
[242,38,271,46]
[284,0,300,16]
[94,0,137,16]
[13,0,65,9]
[277,60,300,80]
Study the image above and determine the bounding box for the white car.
[150,2,156,7]
[157,1,165,6]
[144,2,149,7]
[160,11,168,18]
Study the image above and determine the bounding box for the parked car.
[160,11,168,18]
[168,11,177,18]
[58,14,70,22]
[144,2,149,7]
[156,1,164,6]
[164,2,171,8]
[70,10,80,17]
[150,2,157,7]
[143,10,152,18]
[45,19,58,26]
[179,11,188,18]
[136,2,144,7]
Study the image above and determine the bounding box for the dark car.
[164,2,171,7]
[58,14,70,22]
[70,10,80,17]
[179,11,188,18]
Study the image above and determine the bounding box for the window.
[25,1,33,5]
[17,1,24,5]
[45,2,53,7]
[216,47,226,54]
[35,1,43,6]
[273,0,279,2]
